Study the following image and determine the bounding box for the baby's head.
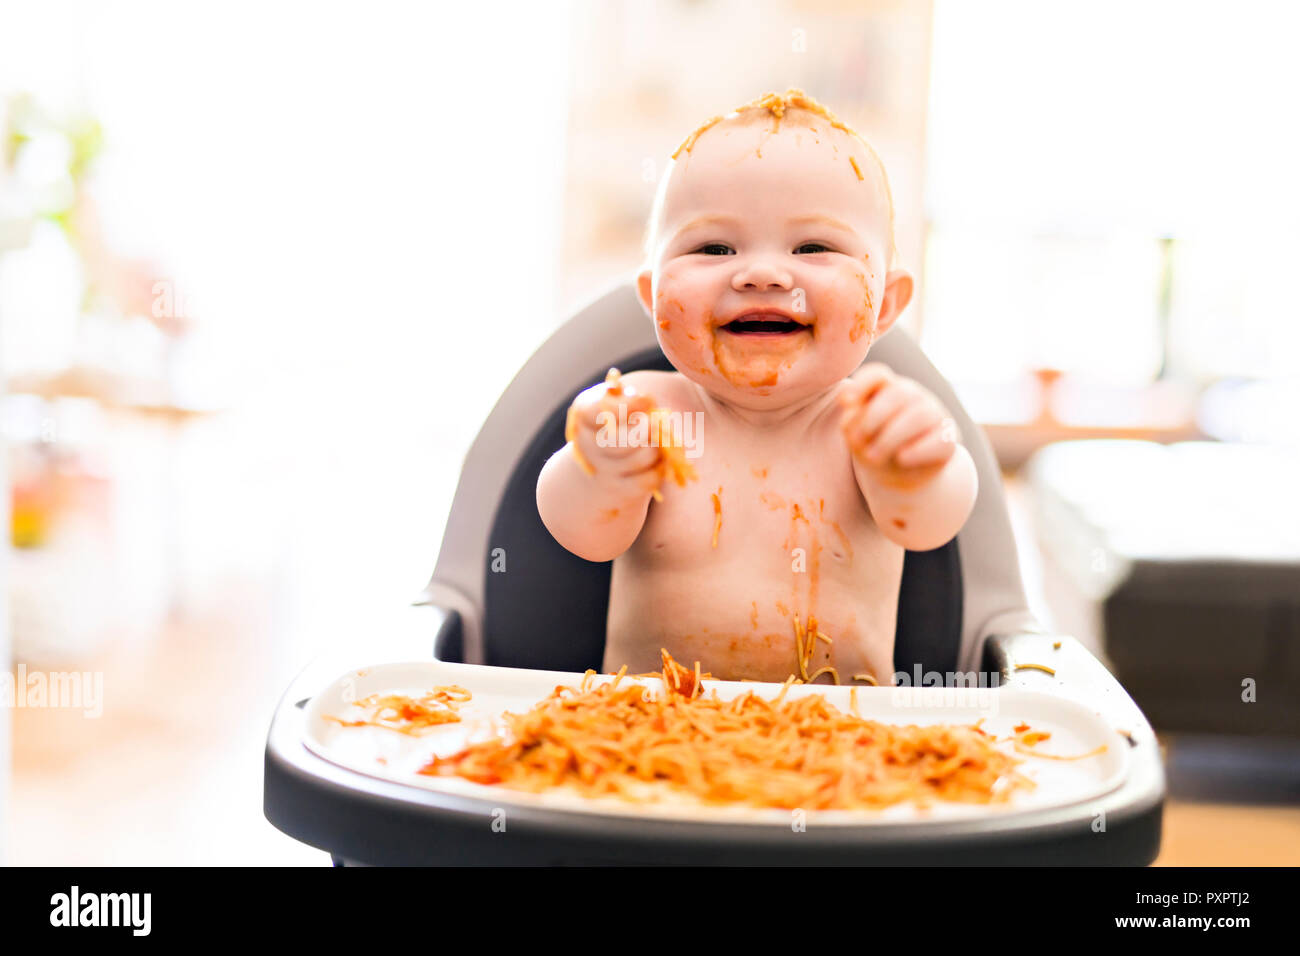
[637,90,913,410]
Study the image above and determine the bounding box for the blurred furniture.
[980,369,1202,471]
[1027,440,1300,737]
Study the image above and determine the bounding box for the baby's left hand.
[838,364,959,478]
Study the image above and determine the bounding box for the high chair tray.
[264,626,1164,865]
[302,660,1131,827]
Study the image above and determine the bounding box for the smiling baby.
[537,90,977,685]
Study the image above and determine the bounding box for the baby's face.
[638,113,911,410]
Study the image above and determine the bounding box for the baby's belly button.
[659,632,789,680]
[668,629,850,682]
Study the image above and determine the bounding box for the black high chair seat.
[264,282,1165,865]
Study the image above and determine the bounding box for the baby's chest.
[637,443,875,565]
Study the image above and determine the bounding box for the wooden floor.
[5,476,1298,866]
[7,581,324,866]
[1157,801,1300,867]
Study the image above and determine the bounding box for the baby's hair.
[642,89,899,270]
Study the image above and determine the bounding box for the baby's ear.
[636,269,654,318]
[875,269,914,337]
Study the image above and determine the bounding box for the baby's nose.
[732,260,793,292]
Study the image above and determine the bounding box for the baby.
[537,90,977,685]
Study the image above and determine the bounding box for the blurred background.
[1,0,1297,865]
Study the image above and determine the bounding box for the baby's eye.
[693,243,735,256]
[794,242,832,254]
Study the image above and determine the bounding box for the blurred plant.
[2,93,194,551]
[2,92,187,337]
[3,92,101,239]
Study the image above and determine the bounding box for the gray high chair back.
[264,281,1165,865]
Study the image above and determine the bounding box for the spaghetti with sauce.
[419,651,1032,810]
[325,687,470,736]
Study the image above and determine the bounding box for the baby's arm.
[839,364,977,551]
[537,375,663,562]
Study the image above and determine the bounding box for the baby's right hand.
[565,373,664,497]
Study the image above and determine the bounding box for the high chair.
[264,281,1165,865]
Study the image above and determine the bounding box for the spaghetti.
[325,687,470,736]
[420,651,1032,810]
[710,489,722,548]
[565,406,596,476]
[1011,723,1108,761]
[792,614,844,685]
[1015,663,1057,677]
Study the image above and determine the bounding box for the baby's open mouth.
[720,310,812,336]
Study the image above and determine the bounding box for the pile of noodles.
[420,651,1032,810]
[325,687,470,735]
